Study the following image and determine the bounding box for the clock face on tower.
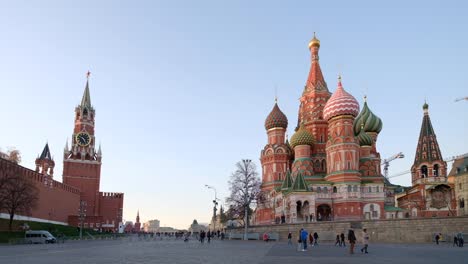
[76,132,91,146]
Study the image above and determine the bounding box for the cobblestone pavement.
[0,237,466,264]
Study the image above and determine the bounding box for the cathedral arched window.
[322,160,326,172]
[323,187,328,193]
[333,186,337,193]
[433,164,439,177]
[460,198,465,208]
[353,185,358,192]
[347,185,352,192]
[83,108,88,117]
[368,186,372,193]
[421,165,428,178]
[316,187,321,193]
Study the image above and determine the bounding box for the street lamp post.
[242,159,251,241]
[205,185,219,231]
[78,200,87,240]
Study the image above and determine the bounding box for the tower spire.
[81,71,92,108]
[304,32,328,94]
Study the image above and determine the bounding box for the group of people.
[334,233,346,247]
[289,229,320,251]
[289,228,370,254]
[197,230,225,243]
[453,233,465,247]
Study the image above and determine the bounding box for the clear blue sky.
[1,1,467,229]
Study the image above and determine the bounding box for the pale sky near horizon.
[0,1,467,229]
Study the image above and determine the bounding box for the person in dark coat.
[313,232,319,246]
[335,234,340,246]
[288,232,292,245]
[435,233,440,245]
[347,229,357,254]
[309,233,314,245]
[340,233,346,247]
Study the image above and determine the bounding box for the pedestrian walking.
[457,232,464,247]
[348,229,356,254]
[309,233,314,245]
[360,228,369,254]
[263,232,269,242]
[453,235,459,247]
[287,232,292,245]
[207,231,211,243]
[335,234,340,246]
[297,229,304,252]
[435,233,440,245]
[301,229,309,251]
[340,232,346,247]
[313,232,319,246]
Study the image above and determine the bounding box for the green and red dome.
[290,123,315,148]
[265,102,288,130]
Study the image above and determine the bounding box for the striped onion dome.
[357,125,373,146]
[323,76,360,121]
[353,98,383,136]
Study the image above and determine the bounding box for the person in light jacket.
[360,229,369,254]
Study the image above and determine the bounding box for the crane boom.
[455,97,468,102]
[382,152,405,178]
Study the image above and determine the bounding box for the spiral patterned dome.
[357,125,373,146]
[290,123,315,148]
[323,77,360,121]
[353,99,383,136]
[265,102,288,130]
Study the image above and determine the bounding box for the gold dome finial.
[308,32,320,49]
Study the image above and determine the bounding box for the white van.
[25,230,56,244]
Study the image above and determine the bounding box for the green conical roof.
[281,170,293,190]
[353,99,383,136]
[290,123,315,148]
[292,172,308,192]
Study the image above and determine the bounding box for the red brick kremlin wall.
[0,158,80,224]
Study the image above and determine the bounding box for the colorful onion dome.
[308,32,320,49]
[357,124,373,146]
[290,123,315,148]
[323,76,360,121]
[353,97,383,136]
[265,101,288,130]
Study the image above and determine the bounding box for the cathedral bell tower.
[63,72,102,216]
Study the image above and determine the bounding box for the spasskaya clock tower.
[63,72,103,216]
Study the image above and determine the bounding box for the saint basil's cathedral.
[254,34,455,225]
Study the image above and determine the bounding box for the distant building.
[143,219,160,232]
[188,219,207,233]
[451,155,468,215]
[133,211,141,232]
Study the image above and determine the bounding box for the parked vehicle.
[25,230,56,244]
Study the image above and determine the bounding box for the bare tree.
[0,173,39,231]
[0,147,22,164]
[226,159,260,239]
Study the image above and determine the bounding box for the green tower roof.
[281,170,293,190]
[292,172,308,192]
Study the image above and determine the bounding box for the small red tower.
[134,210,141,232]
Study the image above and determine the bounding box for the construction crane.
[382,152,405,178]
[455,97,468,102]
